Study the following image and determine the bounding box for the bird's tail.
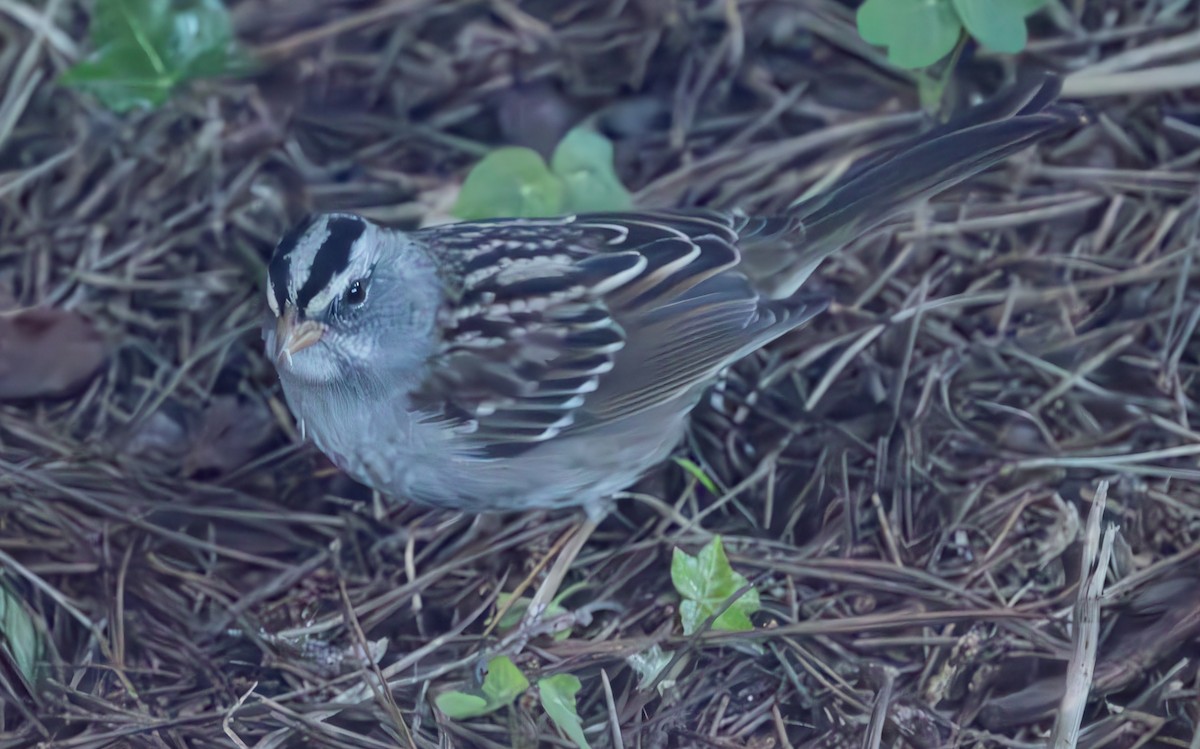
[743,74,1088,298]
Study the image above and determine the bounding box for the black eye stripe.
[295,216,367,313]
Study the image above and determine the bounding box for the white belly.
[280,375,689,514]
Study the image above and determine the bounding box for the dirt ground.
[2,1,1200,747]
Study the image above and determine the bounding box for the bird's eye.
[343,279,368,306]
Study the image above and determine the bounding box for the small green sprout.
[436,656,592,748]
[434,655,529,719]
[674,457,720,495]
[491,583,584,641]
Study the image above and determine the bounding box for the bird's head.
[265,213,441,389]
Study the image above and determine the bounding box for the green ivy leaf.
[952,0,1029,53]
[550,127,632,213]
[671,535,760,635]
[480,655,530,705]
[538,674,591,749]
[61,0,240,112]
[453,147,565,220]
[0,583,43,685]
[434,690,492,719]
[856,0,962,69]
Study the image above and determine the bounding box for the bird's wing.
[407,213,819,457]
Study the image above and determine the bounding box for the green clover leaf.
[857,0,962,70]
[551,127,632,213]
[952,0,1037,53]
[453,126,630,220]
[857,0,1048,70]
[452,147,566,220]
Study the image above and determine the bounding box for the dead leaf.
[124,408,191,466]
[0,308,108,400]
[182,394,275,476]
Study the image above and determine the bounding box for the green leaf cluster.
[671,535,761,635]
[453,126,632,220]
[857,0,1048,70]
[436,656,591,748]
[62,0,243,112]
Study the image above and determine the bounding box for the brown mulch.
[2,1,1200,747]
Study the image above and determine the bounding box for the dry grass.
[2,1,1200,747]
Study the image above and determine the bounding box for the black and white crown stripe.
[267,214,369,318]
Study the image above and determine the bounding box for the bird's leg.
[481,518,597,677]
[522,517,598,628]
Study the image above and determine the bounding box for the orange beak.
[274,307,326,364]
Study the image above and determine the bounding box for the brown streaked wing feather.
[408,212,806,457]
[565,213,826,426]
[582,275,826,425]
[409,220,635,456]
